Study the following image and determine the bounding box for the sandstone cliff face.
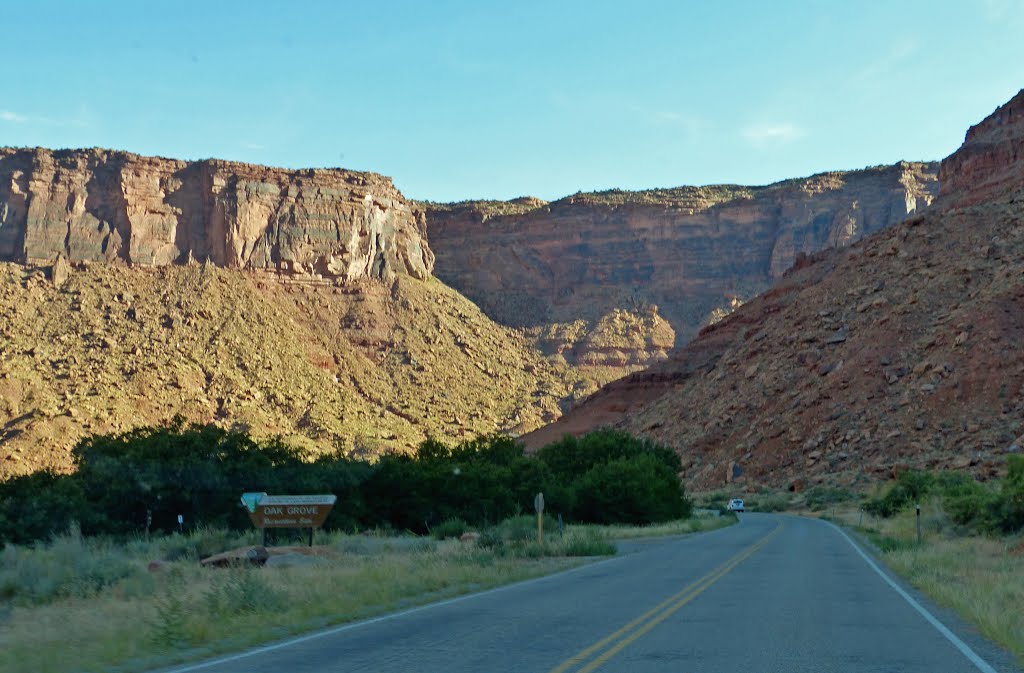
[939,89,1024,207]
[424,162,939,365]
[0,148,434,281]
[524,90,1024,491]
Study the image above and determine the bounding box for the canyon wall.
[0,148,434,282]
[424,162,939,352]
[939,89,1024,207]
[525,89,1024,490]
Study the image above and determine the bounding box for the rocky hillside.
[423,162,939,377]
[0,148,433,281]
[525,89,1024,491]
[0,262,589,479]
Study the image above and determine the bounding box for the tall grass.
[886,536,1024,665]
[828,504,1024,665]
[0,514,727,673]
[0,529,584,673]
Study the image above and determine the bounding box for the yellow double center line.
[547,523,783,673]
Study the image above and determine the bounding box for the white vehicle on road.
[727,498,745,512]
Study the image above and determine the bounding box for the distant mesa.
[422,161,939,352]
[0,147,434,282]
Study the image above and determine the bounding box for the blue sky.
[3,1,1024,202]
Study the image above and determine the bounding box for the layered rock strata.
[940,89,1024,207]
[0,148,434,281]
[424,162,939,356]
[524,90,1024,491]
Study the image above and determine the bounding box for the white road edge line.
[825,520,999,673]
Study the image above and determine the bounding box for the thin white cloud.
[241,142,266,150]
[0,110,28,123]
[742,123,803,147]
[0,109,88,127]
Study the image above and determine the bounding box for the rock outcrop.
[424,162,939,360]
[0,148,434,281]
[939,89,1024,207]
[524,90,1024,490]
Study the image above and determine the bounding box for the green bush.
[753,494,791,512]
[535,429,681,484]
[863,470,935,518]
[995,455,1024,533]
[573,454,690,525]
[803,486,856,511]
[431,517,469,540]
[563,530,616,556]
[0,528,146,605]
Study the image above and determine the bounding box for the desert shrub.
[494,514,557,543]
[753,494,791,512]
[863,470,935,518]
[803,486,856,511]
[562,529,616,556]
[204,568,285,616]
[432,517,469,540]
[149,587,191,647]
[0,528,145,605]
[994,455,1024,533]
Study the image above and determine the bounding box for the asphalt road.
[161,514,1022,673]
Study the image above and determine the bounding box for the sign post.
[241,493,337,546]
[534,492,545,544]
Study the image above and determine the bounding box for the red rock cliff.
[424,162,938,349]
[525,90,1024,490]
[0,148,434,281]
[939,89,1024,207]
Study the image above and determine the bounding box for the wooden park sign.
[241,493,337,529]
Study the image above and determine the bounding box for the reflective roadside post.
[534,492,545,544]
[916,503,922,545]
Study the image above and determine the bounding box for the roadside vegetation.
[729,458,1023,665]
[0,423,721,673]
[0,423,691,544]
[0,514,728,673]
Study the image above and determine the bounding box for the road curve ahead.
[160,514,1021,673]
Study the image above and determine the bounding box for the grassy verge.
[575,510,737,540]
[0,515,721,673]
[822,504,1024,666]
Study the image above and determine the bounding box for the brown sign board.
[241,493,336,529]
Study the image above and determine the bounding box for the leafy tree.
[573,454,690,524]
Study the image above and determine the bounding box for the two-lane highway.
[160,515,1022,673]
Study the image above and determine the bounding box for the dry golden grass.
[0,517,724,673]
[826,503,1024,666]
[0,530,583,673]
